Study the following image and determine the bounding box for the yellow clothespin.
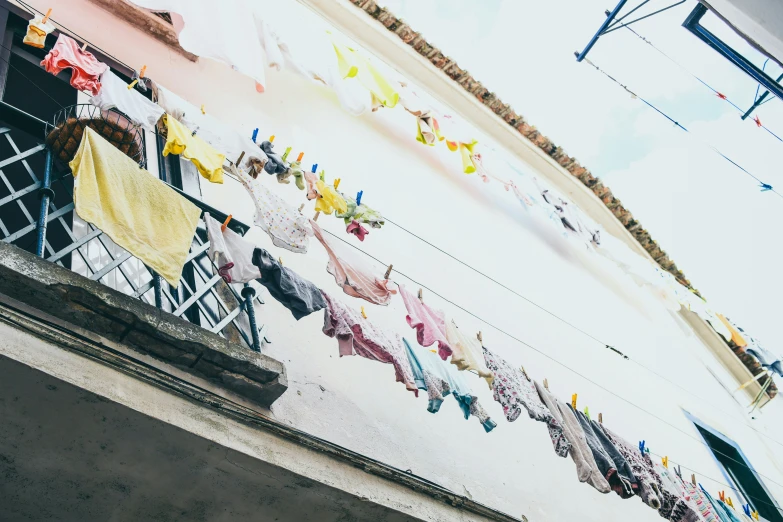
[333,178,341,189]
[571,393,577,409]
[662,456,668,469]
[200,104,206,114]
[691,474,696,487]
[726,497,734,509]
[361,306,367,319]
[282,146,292,162]
[42,8,52,23]
[752,510,759,520]
[598,413,603,423]
[127,79,139,90]
[584,406,590,421]
[384,264,393,279]
[543,378,549,390]
[269,135,275,143]
[221,214,232,232]
[313,211,321,221]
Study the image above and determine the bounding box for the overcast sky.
[377,0,783,353]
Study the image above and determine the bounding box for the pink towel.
[311,220,395,305]
[322,292,418,395]
[41,34,108,95]
[398,284,453,361]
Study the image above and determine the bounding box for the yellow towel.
[70,127,201,287]
[162,114,225,184]
[332,40,399,109]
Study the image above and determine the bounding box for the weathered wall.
[6,1,783,520]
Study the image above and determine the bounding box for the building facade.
[1,1,782,521]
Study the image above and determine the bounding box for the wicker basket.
[45,104,146,167]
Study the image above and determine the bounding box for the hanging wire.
[581,57,783,198]
[621,25,783,143]
[315,226,783,507]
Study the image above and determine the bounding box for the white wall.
[18,1,783,520]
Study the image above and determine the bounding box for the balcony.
[0,103,286,407]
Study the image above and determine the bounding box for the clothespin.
[311,164,318,173]
[81,41,88,52]
[356,190,363,206]
[278,257,283,266]
[753,115,762,128]
[639,440,646,456]
[477,331,483,343]
[418,288,423,300]
[127,79,139,90]
[333,178,341,189]
[313,211,321,221]
[319,170,325,182]
[598,413,603,423]
[384,264,393,279]
[752,510,759,520]
[661,456,668,469]
[42,8,52,24]
[268,134,275,143]
[297,152,304,162]
[139,65,147,79]
[200,104,206,115]
[760,182,773,191]
[361,306,367,319]
[726,497,734,509]
[674,464,682,479]
[543,378,549,390]
[282,146,292,162]
[719,491,726,502]
[691,474,696,487]
[298,203,305,212]
[571,393,577,409]
[716,92,727,100]
[584,406,590,421]
[743,504,751,516]
[221,214,232,232]
[236,151,245,166]
[252,129,259,143]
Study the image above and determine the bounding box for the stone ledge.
[0,242,286,407]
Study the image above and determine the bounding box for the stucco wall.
[9,1,783,520]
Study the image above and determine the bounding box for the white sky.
[378,0,783,353]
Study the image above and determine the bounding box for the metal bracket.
[575,0,686,61]
[742,59,782,120]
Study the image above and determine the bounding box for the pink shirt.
[399,284,453,361]
[41,34,108,95]
[311,220,396,305]
[322,292,418,395]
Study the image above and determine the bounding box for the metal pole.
[35,149,53,257]
[741,72,783,120]
[152,273,163,309]
[575,0,628,62]
[242,284,261,352]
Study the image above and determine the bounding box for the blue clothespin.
[743,504,751,516]
[311,164,318,174]
[356,190,363,206]
[252,128,259,143]
[760,182,773,191]
[639,440,646,456]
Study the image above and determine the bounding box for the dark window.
[689,414,783,522]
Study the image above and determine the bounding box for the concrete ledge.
[0,242,287,407]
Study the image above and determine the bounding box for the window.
[687,412,783,522]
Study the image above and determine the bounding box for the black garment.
[252,248,326,320]
[571,406,634,498]
[592,420,639,499]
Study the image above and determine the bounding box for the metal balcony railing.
[0,103,267,352]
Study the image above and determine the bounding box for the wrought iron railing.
[0,104,268,352]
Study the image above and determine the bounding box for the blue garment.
[699,486,735,522]
[403,338,496,432]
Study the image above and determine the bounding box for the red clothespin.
[297,152,304,162]
[716,92,727,100]
[753,115,762,127]
[139,65,147,79]
[42,8,52,23]
[719,491,726,502]
[221,214,232,232]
